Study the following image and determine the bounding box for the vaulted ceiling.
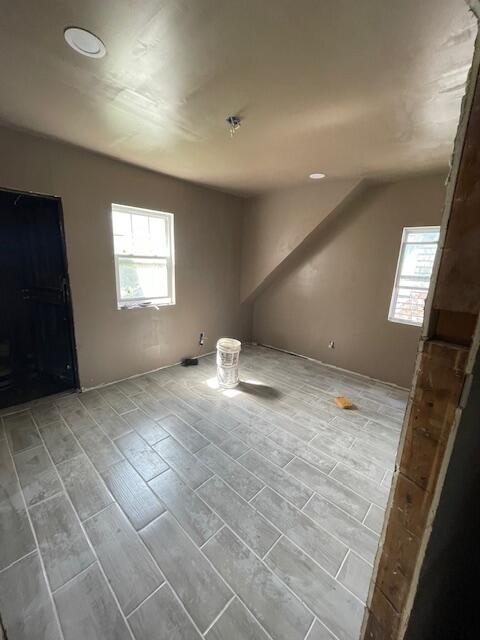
[0,0,476,194]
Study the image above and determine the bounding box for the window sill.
[388,316,422,328]
[117,300,175,310]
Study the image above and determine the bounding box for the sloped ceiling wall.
[240,179,362,303]
[244,173,447,387]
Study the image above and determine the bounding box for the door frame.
[0,186,80,393]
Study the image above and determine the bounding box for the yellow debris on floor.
[335,396,353,409]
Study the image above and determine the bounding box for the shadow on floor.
[237,380,282,399]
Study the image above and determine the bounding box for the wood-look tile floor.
[0,346,406,640]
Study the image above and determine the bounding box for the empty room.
[1,2,480,640]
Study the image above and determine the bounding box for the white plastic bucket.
[216,338,241,389]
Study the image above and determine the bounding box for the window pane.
[132,214,149,237]
[113,210,169,257]
[112,205,175,307]
[398,277,430,289]
[149,216,167,253]
[113,211,134,254]
[118,258,168,300]
[390,226,440,325]
[112,211,131,236]
[114,234,133,255]
[130,215,168,255]
[400,243,437,277]
[393,288,428,324]
[405,230,440,243]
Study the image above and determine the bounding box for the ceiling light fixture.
[309,173,326,180]
[64,27,106,58]
[226,115,242,137]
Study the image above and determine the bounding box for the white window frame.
[388,225,440,327]
[111,203,175,309]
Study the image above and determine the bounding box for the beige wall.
[0,122,448,391]
[0,125,245,389]
[240,179,361,302]
[251,173,446,387]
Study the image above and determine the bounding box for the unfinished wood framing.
[361,16,480,640]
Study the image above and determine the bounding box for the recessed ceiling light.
[64,27,106,58]
[309,173,326,180]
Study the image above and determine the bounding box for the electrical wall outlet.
[328,341,335,349]
[199,332,206,346]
